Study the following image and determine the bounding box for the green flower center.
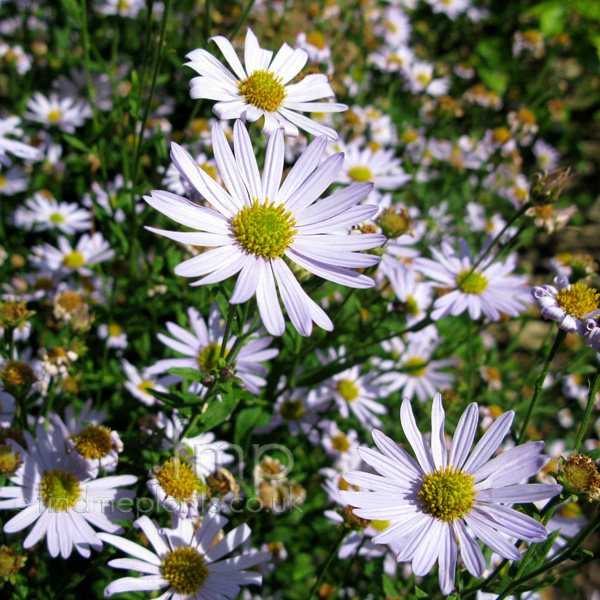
[279,399,305,421]
[404,357,427,378]
[406,296,419,316]
[232,199,297,259]
[418,466,475,522]
[62,250,86,269]
[39,468,81,511]
[238,69,286,112]
[556,283,599,319]
[456,269,488,294]
[72,425,113,460]
[348,166,373,182]
[49,213,65,224]
[336,379,359,402]
[161,546,209,595]
[155,457,202,503]
[197,341,225,374]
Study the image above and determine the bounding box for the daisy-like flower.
[320,363,388,428]
[0,390,16,426]
[14,192,91,234]
[341,394,563,595]
[402,60,450,97]
[148,303,278,395]
[24,92,91,133]
[375,329,458,402]
[98,323,128,350]
[184,28,347,140]
[145,121,385,337]
[30,232,115,277]
[0,423,136,558]
[0,116,42,164]
[414,239,530,321]
[121,359,179,407]
[532,275,599,334]
[0,165,28,195]
[96,0,146,18]
[99,513,269,598]
[387,263,434,325]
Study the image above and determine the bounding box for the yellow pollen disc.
[402,130,418,143]
[417,72,432,85]
[306,31,326,50]
[238,70,286,112]
[108,323,122,337]
[161,547,209,596]
[155,457,201,502]
[556,283,599,319]
[518,107,536,125]
[370,519,390,531]
[456,269,489,294]
[0,175,6,188]
[492,127,511,144]
[58,291,83,311]
[73,425,113,460]
[279,399,305,420]
[2,360,36,388]
[419,466,475,522]
[404,357,427,378]
[197,341,225,374]
[199,163,218,180]
[232,199,297,259]
[119,0,131,9]
[39,468,81,511]
[47,109,62,124]
[138,380,154,393]
[49,213,65,224]
[406,296,420,317]
[332,433,350,452]
[336,379,359,402]
[62,250,86,269]
[348,166,373,182]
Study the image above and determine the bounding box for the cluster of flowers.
[0,0,599,599]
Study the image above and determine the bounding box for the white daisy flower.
[533,139,560,171]
[148,303,279,395]
[184,28,347,140]
[99,513,269,598]
[0,165,29,195]
[341,394,563,595]
[144,121,385,337]
[375,330,458,402]
[387,263,434,325]
[295,31,333,69]
[0,423,136,559]
[95,0,146,18]
[54,67,114,111]
[14,192,91,234]
[24,92,92,133]
[0,43,32,75]
[414,239,530,321]
[319,420,361,467]
[425,0,471,20]
[402,60,449,97]
[0,116,42,165]
[82,174,141,224]
[30,232,115,277]
[532,275,599,334]
[320,364,388,429]
[121,359,179,407]
[98,323,128,350]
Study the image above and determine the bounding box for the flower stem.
[573,361,600,452]
[220,303,239,359]
[230,0,256,40]
[306,528,347,600]
[517,327,566,444]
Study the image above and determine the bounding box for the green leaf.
[586,447,600,460]
[414,587,432,599]
[382,573,398,596]
[62,134,93,154]
[519,529,561,577]
[234,406,270,448]
[168,367,207,383]
[196,394,241,433]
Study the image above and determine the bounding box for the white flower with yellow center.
[24,92,91,134]
[121,359,178,407]
[0,116,42,165]
[14,192,91,234]
[0,423,136,559]
[145,121,385,337]
[341,394,562,595]
[0,165,28,195]
[99,513,269,599]
[184,28,347,140]
[532,275,600,334]
[414,239,530,321]
[98,322,128,350]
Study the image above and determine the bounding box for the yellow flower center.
[279,399,305,421]
[47,109,62,124]
[137,380,154,393]
[492,127,511,144]
[0,175,6,188]
[238,70,286,112]
[336,379,359,402]
[161,547,209,596]
[49,213,65,224]
[370,519,390,531]
[199,163,218,180]
[0,445,22,475]
[62,250,86,269]
[72,425,113,460]
[2,360,36,388]
[232,199,297,259]
[39,468,81,511]
[197,341,226,374]
[107,323,122,337]
[332,433,350,452]
[155,457,202,503]
[119,0,131,9]
[401,130,418,143]
[306,31,326,50]
[404,357,427,378]
[406,295,420,316]
[417,72,432,85]
[456,270,489,294]
[556,283,599,319]
[348,166,373,182]
[419,466,475,522]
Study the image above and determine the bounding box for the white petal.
[255,260,285,336]
[233,120,263,201]
[400,398,435,473]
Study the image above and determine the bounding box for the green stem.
[205,0,212,40]
[306,528,347,600]
[517,327,566,444]
[79,0,99,131]
[230,0,256,40]
[573,361,600,452]
[220,303,238,359]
